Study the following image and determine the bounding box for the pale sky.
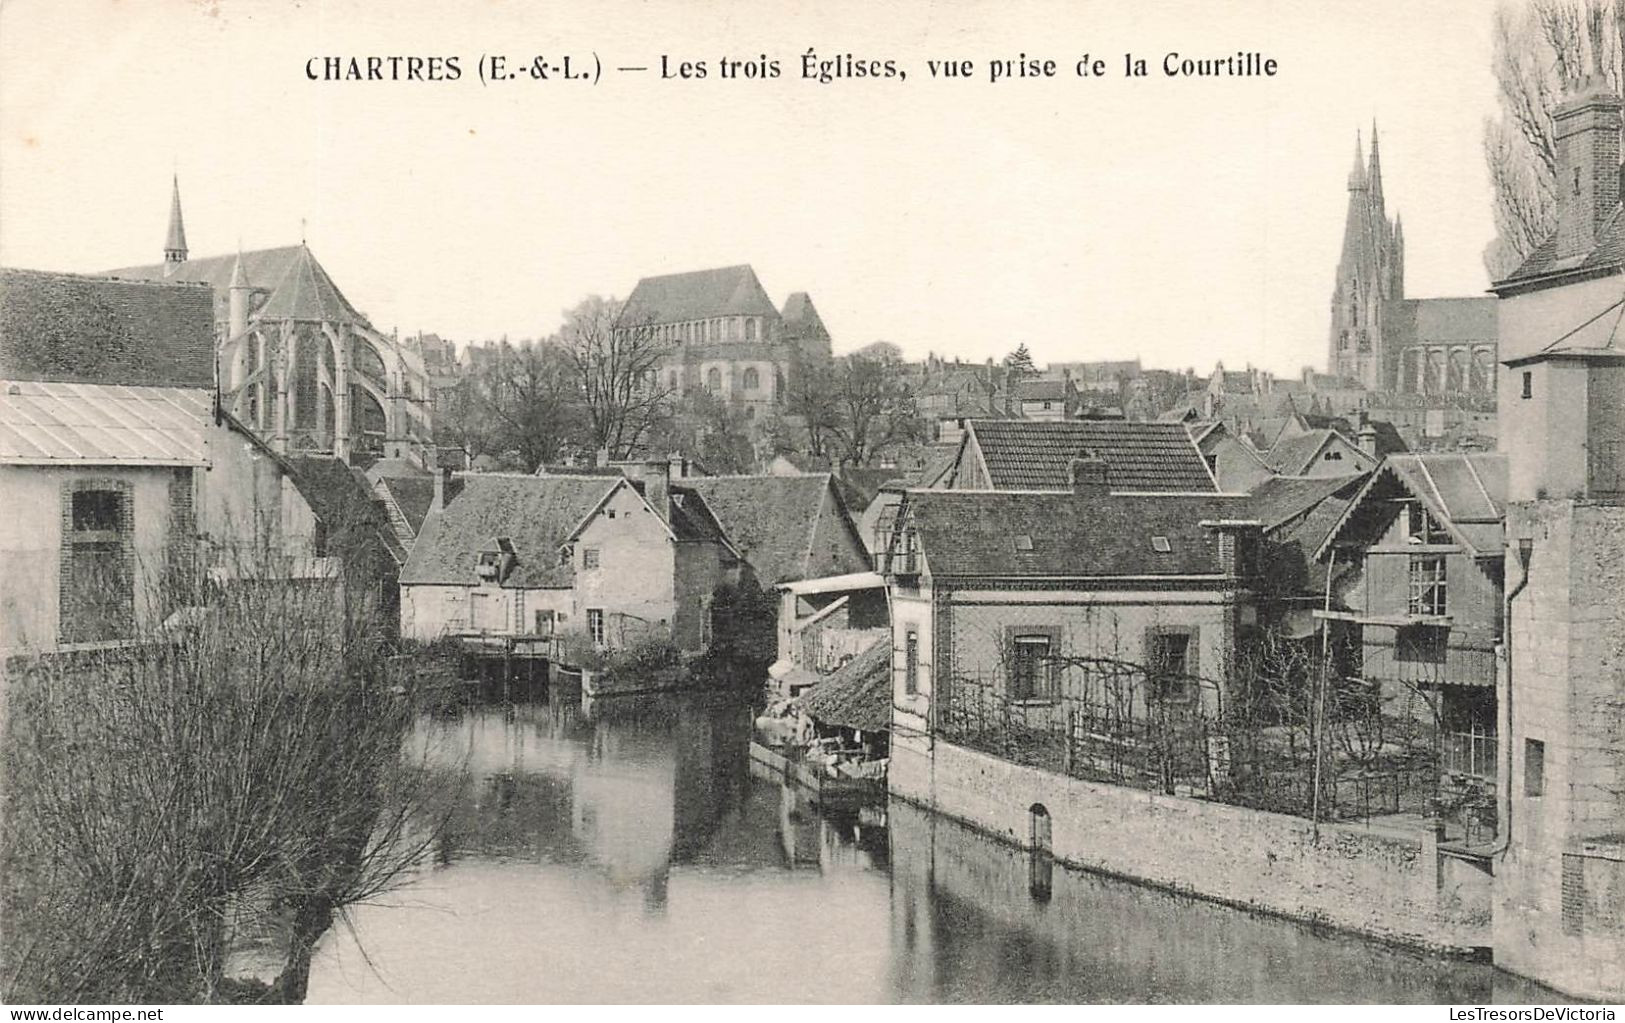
[0,0,1502,376]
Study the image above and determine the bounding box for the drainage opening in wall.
[1029,803,1053,903]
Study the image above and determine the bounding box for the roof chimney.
[1356,411,1379,459]
[644,460,671,523]
[1069,454,1110,496]
[1553,76,1624,262]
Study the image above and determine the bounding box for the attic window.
[1151,535,1172,553]
[1014,535,1034,552]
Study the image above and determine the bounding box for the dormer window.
[477,537,517,582]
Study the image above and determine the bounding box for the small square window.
[1014,535,1034,552]
[583,547,601,569]
[1151,536,1171,553]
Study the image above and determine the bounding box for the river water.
[305,692,1551,1004]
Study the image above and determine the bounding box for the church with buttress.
[1327,125,1499,398]
[105,177,435,466]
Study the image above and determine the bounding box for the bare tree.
[2,522,462,1004]
[473,338,585,471]
[1484,0,1625,277]
[824,351,924,467]
[560,295,674,461]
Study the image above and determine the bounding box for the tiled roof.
[1315,453,1506,561]
[1015,378,1071,402]
[401,474,619,588]
[104,245,305,324]
[1,268,216,388]
[797,640,891,732]
[966,419,1217,492]
[0,380,211,465]
[1262,429,1371,476]
[617,265,781,327]
[380,475,436,536]
[288,455,406,565]
[252,246,364,324]
[1495,204,1625,292]
[104,244,367,330]
[676,473,868,585]
[1247,474,1367,534]
[907,490,1248,579]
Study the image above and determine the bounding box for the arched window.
[706,367,722,391]
[742,367,760,390]
[745,318,758,341]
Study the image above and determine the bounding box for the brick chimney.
[1553,76,1624,262]
[1069,453,1110,496]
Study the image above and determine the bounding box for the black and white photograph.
[0,0,1621,1009]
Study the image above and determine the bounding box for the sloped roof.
[1384,297,1498,344]
[401,474,618,587]
[1,268,216,388]
[1495,204,1625,293]
[797,640,891,732]
[288,455,406,564]
[780,292,828,338]
[252,246,364,324]
[966,419,1217,492]
[676,473,866,585]
[380,475,436,536]
[105,244,371,331]
[105,245,306,319]
[1015,378,1071,402]
[0,380,211,465]
[663,485,733,547]
[1262,429,1372,476]
[907,489,1249,579]
[1247,474,1363,533]
[617,265,781,327]
[1317,453,1507,560]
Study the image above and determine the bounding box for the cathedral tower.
[1328,125,1405,389]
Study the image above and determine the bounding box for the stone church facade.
[614,264,831,416]
[106,178,434,466]
[1328,128,1499,397]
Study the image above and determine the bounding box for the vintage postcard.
[1,0,1621,1009]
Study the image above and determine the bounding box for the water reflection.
[307,693,1551,1004]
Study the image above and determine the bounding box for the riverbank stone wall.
[890,738,1492,954]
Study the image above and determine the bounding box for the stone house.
[1012,377,1078,421]
[674,472,871,588]
[1485,76,1625,1001]
[399,466,737,652]
[880,464,1259,751]
[0,269,332,655]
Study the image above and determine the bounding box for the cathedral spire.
[1348,130,1367,190]
[1367,120,1384,201]
[164,174,188,266]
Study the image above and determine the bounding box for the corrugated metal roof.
[0,380,210,465]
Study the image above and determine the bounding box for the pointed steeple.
[1367,120,1384,201]
[164,174,188,265]
[1348,130,1367,190]
[228,248,253,338]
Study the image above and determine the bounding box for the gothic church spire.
[164,174,188,266]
